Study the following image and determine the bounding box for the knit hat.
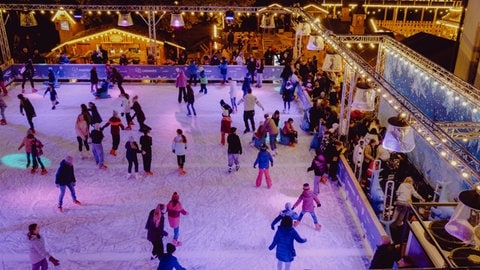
[303,183,310,190]
[230,127,237,133]
[172,192,180,201]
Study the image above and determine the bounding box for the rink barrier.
[337,155,387,257]
[3,64,285,84]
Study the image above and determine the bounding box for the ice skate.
[135,172,142,180]
[293,221,300,227]
[99,165,108,170]
[315,223,322,231]
[145,171,154,176]
[73,200,82,205]
[58,206,63,213]
[235,165,240,171]
[178,168,186,175]
[40,169,48,175]
[109,149,117,156]
[21,88,25,93]
[127,173,132,179]
[0,119,6,125]
[172,239,182,246]
[31,88,37,93]
[26,162,30,168]
[30,165,38,174]
[228,167,233,173]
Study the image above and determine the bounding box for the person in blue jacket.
[253,143,273,188]
[218,57,228,84]
[269,216,307,270]
[271,202,299,230]
[187,60,198,86]
[157,243,186,270]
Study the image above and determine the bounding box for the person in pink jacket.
[167,192,188,246]
[292,183,322,230]
[175,69,188,103]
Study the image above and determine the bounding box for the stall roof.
[52,28,185,52]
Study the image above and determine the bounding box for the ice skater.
[228,78,238,112]
[121,93,133,130]
[307,154,328,195]
[166,192,188,247]
[75,112,90,159]
[198,66,208,94]
[157,243,186,270]
[253,143,274,188]
[90,66,98,93]
[145,203,167,260]
[125,135,142,179]
[88,102,103,127]
[102,110,125,156]
[271,203,299,230]
[55,155,81,212]
[185,84,197,116]
[30,134,47,175]
[21,59,36,93]
[140,130,153,176]
[131,95,151,132]
[172,129,188,175]
[17,94,37,133]
[220,110,231,145]
[227,127,242,173]
[292,183,322,230]
[268,216,307,270]
[237,88,264,134]
[43,83,59,110]
[27,223,60,269]
[175,68,188,103]
[0,67,8,96]
[18,129,34,169]
[90,123,107,170]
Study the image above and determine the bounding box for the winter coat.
[28,235,50,264]
[125,141,141,161]
[102,116,124,135]
[19,136,34,153]
[219,62,228,75]
[264,118,279,135]
[228,81,237,99]
[175,70,188,88]
[307,155,328,176]
[227,133,242,154]
[396,182,424,203]
[199,75,208,84]
[55,159,76,186]
[75,114,89,139]
[90,129,104,144]
[253,150,273,169]
[293,190,320,212]
[172,135,187,156]
[89,106,102,125]
[90,68,99,84]
[140,134,152,152]
[369,244,401,269]
[271,203,299,230]
[220,116,231,133]
[268,226,306,263]
[185,89,195,104]
[157,253,186,270]
[237,93,264,111]
[121,97,131,113]
[132,101,146,122]
[167,201,187,229]
[145,209,166,242]
[19,98,36,118]
[187,63,198,77]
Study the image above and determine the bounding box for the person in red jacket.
[102,110,125,156]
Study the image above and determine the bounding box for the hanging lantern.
[20,12,38,27]
[260,14,275,29]
[322,50,342,72]
[170,13,185,28]
[382,115,415,153]
[306,35,324,51]
[117,12,133,27]
[445,188,480,246]
[351,82,375,111]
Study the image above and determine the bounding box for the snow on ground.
[0,81,370,270]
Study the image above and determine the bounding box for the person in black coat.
[145,203,168,260]
[88,102,102,126]
[55,156,81,212]
[140,130,153,176]
[17,94,36,132]
[131,95,151,132]
[112,67,126,96]
[226,127,242,173]
[369,235,401,269]
[21,59,36,93]
[90,66,99,93]
[125,136,142,179]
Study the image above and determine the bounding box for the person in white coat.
[27,223,60,269]
[392,176,425,226]
[172,129,187,175]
